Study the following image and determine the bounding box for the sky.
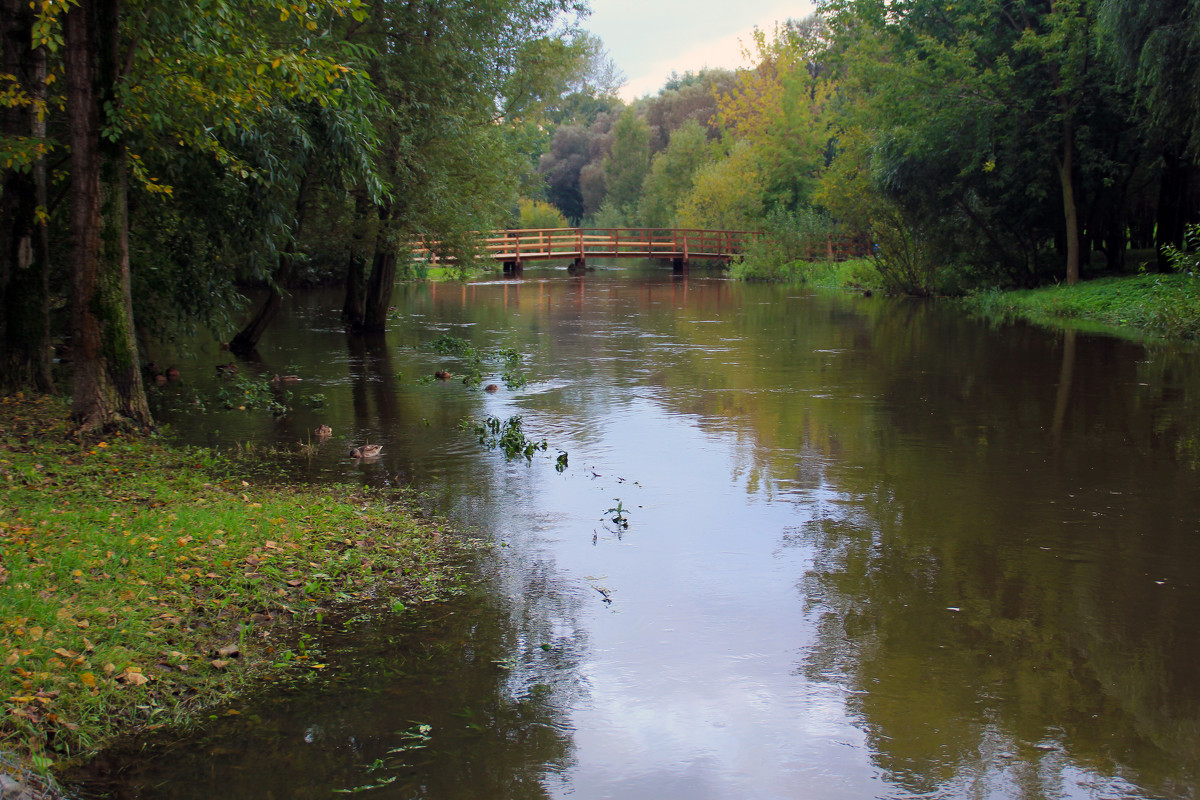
[580,0,818,100]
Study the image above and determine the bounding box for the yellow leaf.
[4,653,17,666]
[80,673,95,687]
[279,7,289,20]
[28,626,42,641]
[271,58,281,69]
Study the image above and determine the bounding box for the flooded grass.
[962,273,1200,340]
[0,394,464,782]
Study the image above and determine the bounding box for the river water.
[72,263,1200,798]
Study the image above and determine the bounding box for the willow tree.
[1100,0,1200,267]
[27,0,375,432]
[339,0,587,334]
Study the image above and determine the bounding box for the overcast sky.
[580,0,818,100]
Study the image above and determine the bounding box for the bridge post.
[671,256,687,274]
[503,261,523,276]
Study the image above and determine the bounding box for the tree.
[818,0,1126,286]
[18,0,375,431]
[716,19,835,213]
[338,0,586,334]
[1,0,53,392]
[601,107,651,222]
[1100,0,1200,268]
[676,139,765,230]
[638,120,711,227]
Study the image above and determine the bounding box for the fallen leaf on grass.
[117,668,149,686]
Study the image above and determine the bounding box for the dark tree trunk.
[0,0,54,392]
[1057,117,1081,285]
[342,191,372,328]
[65,0,152,433]
[1155,147,1194,271]
[359,203,395,334]
[229,171,313,353]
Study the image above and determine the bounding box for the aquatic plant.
[604,499,630,529]
[424,337,531,389]
[463,415,549,462]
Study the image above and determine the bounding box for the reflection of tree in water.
[75,588,580,799]
[791,492,1200,798]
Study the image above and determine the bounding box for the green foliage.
[638,120,712,227]
[602,108,652,218]
[465,416,549,461]
[603,499,629,529]
[676,140,765,230]
[426,336,530,389]
[730,208,836,281]
[1162,224,1200,276]
[518,198,569,229]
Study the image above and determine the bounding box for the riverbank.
[0,394,463,790]
[960,273,1200,340]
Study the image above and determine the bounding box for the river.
[70,262,1200,799]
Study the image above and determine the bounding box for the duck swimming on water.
[349,444,382,458]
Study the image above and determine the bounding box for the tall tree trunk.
[229,171,313,353]
[1155,146,1192,271]
[342,190,372,328]
[65,0,151,433]
[1057,117,1081,285]
[0,0,54,392]
[359,203,396,334]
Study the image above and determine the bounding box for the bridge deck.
[412,227,870,271]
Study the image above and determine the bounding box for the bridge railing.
[411,227,872,264]
[412,228,765,263]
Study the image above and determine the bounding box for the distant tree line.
[531,1,1200,295]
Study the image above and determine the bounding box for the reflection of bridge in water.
[415,228,764,274]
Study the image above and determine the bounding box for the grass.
[731,256,881,290]
[961,273,1200,340]
[0,394,463,787]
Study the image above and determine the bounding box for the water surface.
[74,263,1200,799]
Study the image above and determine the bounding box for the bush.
[518,198,569,229]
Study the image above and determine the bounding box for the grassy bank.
[730,256,880,290]
[961,273,1200,340]
[0,395,463,786]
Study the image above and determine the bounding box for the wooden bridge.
[413,228,763,274]
[412,227,874,273]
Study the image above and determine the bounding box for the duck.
[315,424,332,437]
[165,366,180,380]
[434,370,452,380]
[349,444,382,458]
[269,373,301,388]
[152,372,167,386]
[216,362,239,376]
[484,384,499,393]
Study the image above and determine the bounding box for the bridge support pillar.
[503,260,523,276]
[568,257,587,274]
[671,257,688,274]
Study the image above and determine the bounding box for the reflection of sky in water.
[127,271,1200,799]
